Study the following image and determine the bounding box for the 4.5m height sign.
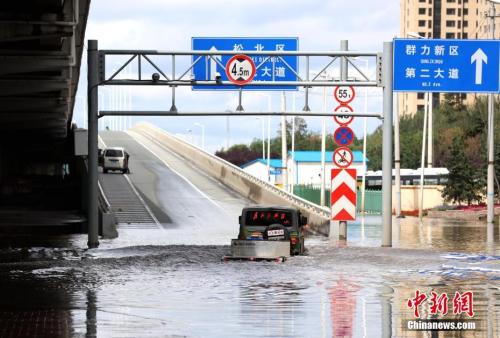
[191,37,298,90]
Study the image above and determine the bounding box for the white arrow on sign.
[471,48,487,85]
[206,46,221,80]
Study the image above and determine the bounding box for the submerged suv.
[237,206,307,255]
[102,147,130,174]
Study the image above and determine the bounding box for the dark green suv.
[237,206,307,255]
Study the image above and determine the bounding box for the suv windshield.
[105,149,123,157]
[245,210,293,227]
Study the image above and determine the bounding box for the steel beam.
[98,110,384,118]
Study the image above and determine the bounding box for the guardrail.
[130,122,331,233]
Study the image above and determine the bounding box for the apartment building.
[399,0,500,116]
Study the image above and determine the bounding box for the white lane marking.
[126,131,225,211]
[100,133,162,228]
[98,135,107,148]
[123,174,162,227]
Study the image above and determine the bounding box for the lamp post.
[194,122,205,150]
[255,93,272,182]
[486,0,499,225]
[408,31,429,220]
[254,117,265,160]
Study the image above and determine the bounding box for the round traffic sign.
[225,54,256,85]
[334,105,354,125]
[333,147,353,168]
[333,86,355,104]
[333,126,355,147]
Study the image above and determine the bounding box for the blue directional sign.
[393,39,500,93]
[191,37,298,91]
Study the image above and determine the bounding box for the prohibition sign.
[334,104,354,125]
[225,54,256,85]
[333,126,355,146]
[333,86,355,104]
[333,147,353,168]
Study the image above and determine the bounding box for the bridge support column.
[87,39,99,248]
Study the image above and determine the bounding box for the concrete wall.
[394,185,445,213]
[131,123,331,234]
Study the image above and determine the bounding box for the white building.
[240,159,283,185]
[287,150,368,185]
[241,151,368,187]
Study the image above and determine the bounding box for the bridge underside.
[0,0,91,231]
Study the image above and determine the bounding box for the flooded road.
[0,216,499,337]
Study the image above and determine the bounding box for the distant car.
[102,147,130,174]
[236,206,307,256]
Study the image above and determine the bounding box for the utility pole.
[487,1,497,225]
[281,91,288,192]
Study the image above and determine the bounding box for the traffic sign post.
[333,147,353,168]
[334,86,356,104]
[331,169,357,221]
[333,126,355,147]
[393,38,500,93]
[225,54,256,85]
[191,37,298,90]
[333,105,354,125]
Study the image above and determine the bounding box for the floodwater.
[0,216,499,337]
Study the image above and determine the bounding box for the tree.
[215,144,260,167]
[442,136,483,205]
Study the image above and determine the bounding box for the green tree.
[215,144,259,167]
[442,136,483,205]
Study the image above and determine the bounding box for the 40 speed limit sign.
[333,104,354,125]
[334,86,355,104]
[225,54,256,85]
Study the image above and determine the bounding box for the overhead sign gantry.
[86,39,394,249]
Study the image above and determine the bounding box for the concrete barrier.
[130,122,330,234]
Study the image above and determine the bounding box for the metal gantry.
[87,40,394,248]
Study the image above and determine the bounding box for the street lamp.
[193,122,205,150]
[186,128,193,144]
[408,32,430,220]
[255,93,272,182]
[255,117,265,159]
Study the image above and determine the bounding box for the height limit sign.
[225,54,256,85]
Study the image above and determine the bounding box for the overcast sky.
[75,0,400,153]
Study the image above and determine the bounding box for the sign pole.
[339,40,348,240]
[382,41,393,247]
[281,91,288,192]
[87,39,99,249]
[487,2,496,226]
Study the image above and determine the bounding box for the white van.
[102,147,130,174]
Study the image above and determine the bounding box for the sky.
[74,0,400,153]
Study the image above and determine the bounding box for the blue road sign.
[393,39,500,93]
[191,37,298,91]
[333,126,354,146]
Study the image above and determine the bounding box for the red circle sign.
[333,86,355,104]
[334,105,354,125]
[333,126,355,147]
[225,54,256,85]
[333,147,353,168]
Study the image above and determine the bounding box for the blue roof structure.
[288,150,368,163]
[240,158,283,169]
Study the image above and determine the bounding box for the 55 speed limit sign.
[334,86,355,104]
[225,54,256,85]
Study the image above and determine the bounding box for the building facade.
[399,0,500,116]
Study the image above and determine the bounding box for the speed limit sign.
[334,105,354,125]
[225,54,256,85]
[334,86,355,104]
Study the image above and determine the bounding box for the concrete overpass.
[0,0,91,231]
